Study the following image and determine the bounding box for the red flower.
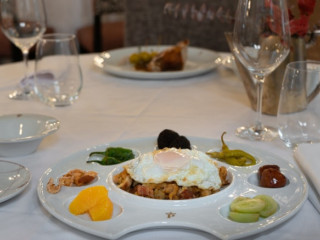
[266,0,316,37]
[288,9,295,20]
[298,0,316,16]
[290,15,310,36]
[290,0,316,37]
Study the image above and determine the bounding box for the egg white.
[124,148,222,190]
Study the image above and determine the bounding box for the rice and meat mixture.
[113,166,229,200]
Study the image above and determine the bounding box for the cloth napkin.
[294,143,320,213]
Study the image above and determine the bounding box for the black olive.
[157,129,180,149]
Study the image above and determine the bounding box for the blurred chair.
[124,0,237,52]
[77,0,125,53]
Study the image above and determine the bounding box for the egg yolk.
[154,150,190,171]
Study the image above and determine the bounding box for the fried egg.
[124,148,222,190]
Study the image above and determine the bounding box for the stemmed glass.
[232,0,290,141]
[0,0,46,100]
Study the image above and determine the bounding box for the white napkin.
[294,143,320,213]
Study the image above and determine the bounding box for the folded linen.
[294,143,320,213]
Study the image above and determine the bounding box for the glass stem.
[254,74,265,133]
[20,49,33,96]
[22,49,29,78]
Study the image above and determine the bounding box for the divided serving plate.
[37,136,308,239]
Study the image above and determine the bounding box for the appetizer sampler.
[45,129,288,224]
[129,40,189,72]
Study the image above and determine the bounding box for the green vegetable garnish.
[87,147,135,165]
[129,51,158,70]
[206,132,256,166]
[228,195,278,223]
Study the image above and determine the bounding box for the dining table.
[0,51,319,240]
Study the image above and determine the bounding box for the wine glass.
[232,0,290,141]
[0,0,46,100]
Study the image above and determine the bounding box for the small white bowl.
[0,113,60,157]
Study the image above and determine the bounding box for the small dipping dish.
[0,113,60,157]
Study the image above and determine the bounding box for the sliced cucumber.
[230,196,250,211]
[229,211,260,223]
[232,198,266,213]
[254,195,278,218]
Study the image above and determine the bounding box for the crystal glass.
[34,33,83,107]
[0,0,46,100]
[232,0,290,141]
[277,61,320,149]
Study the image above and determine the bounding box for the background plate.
[94,46,219,80]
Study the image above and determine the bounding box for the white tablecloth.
[0,53,319,240]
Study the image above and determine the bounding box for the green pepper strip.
[87,147,135,166]
[207,150,256,166]
[89,151,104,157]
[224,157,247,166]
[222,150,256,163]
[221,131,229,151]
[87,151,107,165]
[207,151,223,158]
[206,132,256,166]
[87,155,124,165]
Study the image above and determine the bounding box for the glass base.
[40,94,79,107]
[8,89,33,100]
[235,125,278,141]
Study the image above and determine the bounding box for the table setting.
[1,0,320,240]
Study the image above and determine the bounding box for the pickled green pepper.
[207,132,256,166]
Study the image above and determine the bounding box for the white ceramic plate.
[94,46,220,79]
[37,137,308,240]
[0,160,31,203]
